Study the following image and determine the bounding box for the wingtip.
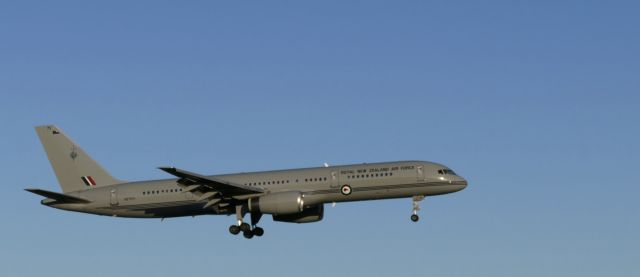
[34,124,58,130]
[24,188,43,195]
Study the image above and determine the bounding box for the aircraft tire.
[243,230,254,239]
[240,223,251,232]
[229,225,241,235]
[411,214,419,222]
[253,227,264,237]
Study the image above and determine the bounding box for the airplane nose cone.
[454,178,468,191]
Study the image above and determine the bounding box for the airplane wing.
[158,167,263,202]
[25,188,91,203]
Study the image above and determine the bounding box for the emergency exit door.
[416,165,425,182]
[110,189,118,206]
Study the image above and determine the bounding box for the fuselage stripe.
[306,181,460,195]
[107,200,198,210]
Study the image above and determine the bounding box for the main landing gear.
[229,205,264,239]
[411,195,425,222]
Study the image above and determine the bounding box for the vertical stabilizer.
[35,125,122,193]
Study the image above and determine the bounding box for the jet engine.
[273,204,324,223]
[248,191,304,215]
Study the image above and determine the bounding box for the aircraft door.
[416,165,425,183]
[330,171,339,188]
[110,189,118,206]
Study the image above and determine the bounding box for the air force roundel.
[340,184,352,196]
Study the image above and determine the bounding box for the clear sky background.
[1,1,638,276]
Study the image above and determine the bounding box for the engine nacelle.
[273,204,324,223]
[248,191,304,215]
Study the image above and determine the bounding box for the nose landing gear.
[411,195,424,222]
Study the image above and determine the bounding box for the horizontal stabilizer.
[25,188,90,203]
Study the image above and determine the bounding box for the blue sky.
[1,1,638,276]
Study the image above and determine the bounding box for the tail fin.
[35,125,123,193]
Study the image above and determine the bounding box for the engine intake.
[248,191,304,215]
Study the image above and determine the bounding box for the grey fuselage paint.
[45,160,467,218]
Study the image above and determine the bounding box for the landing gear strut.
[228,204,264,239]
[411,195,424,222]
[250,212,264,237]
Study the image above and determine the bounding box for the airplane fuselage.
[49,160,467,219]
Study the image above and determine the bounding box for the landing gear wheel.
[411,214,419,222]
[240,222,251,232]
[229,225,240,235]
[243,230,254,239]
[411,195,424,223]
[253,227,264,237]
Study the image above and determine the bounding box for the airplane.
[27,125,468,239]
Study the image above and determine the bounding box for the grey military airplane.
[27,125,467,239]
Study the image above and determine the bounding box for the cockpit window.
[438,169,457,175]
